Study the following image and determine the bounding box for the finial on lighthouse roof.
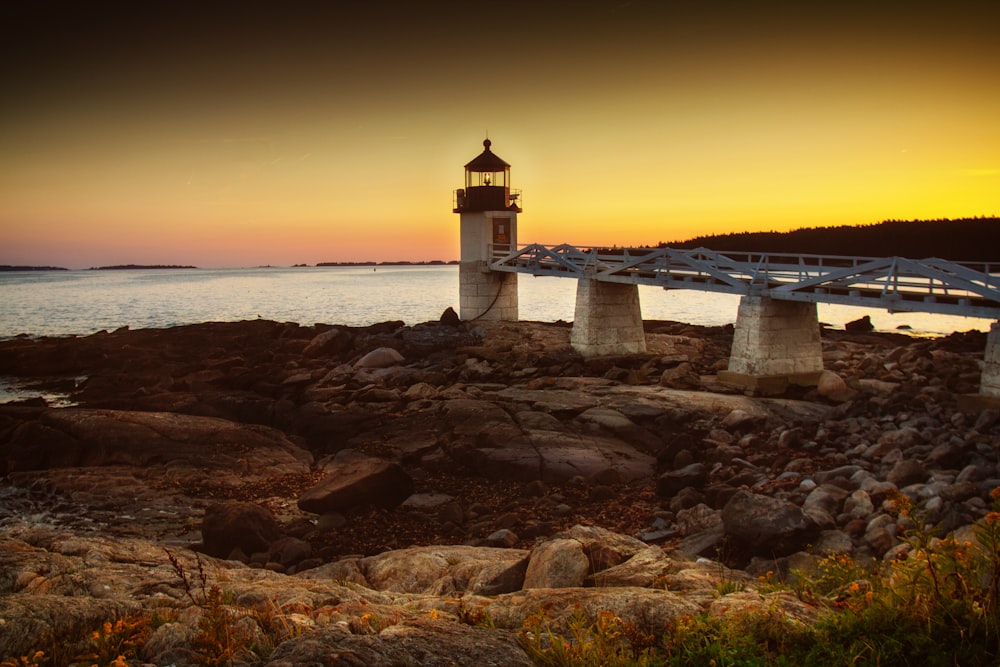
[464,138,510,170]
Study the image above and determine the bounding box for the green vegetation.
[519,488,1000,666]
[74,616,152,667]
[520,606,660,666]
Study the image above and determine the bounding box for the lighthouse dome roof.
[464,138,510,171]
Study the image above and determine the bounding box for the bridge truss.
[489,244,1000,320]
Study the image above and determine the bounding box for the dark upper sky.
[2,1,998,266]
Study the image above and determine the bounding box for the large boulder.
[360,545,529,595]
[445,399,657,482]
[475,587,704,635]
[265,620,532,667]
[521,526,652,590]
[656,463,708,498]
[439,306,461,326]
[721,490,819,562]
[550,525,649,571]
[845,315,874,333]
[587,546,676,587]
[887,459,928,487]
[298,455,414,514]
[803,484,850,516]
[523,538,590,589]
[458,430,657,483]
[355,347,405,369]
[816,370,858,403]
[201,501,284,559]
[302,327,352,357]
[0,408,312,474]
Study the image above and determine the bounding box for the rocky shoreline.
[1,315,996,664]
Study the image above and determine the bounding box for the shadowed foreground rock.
[201,501,284,559]
[0,523,813,665]
[1,408,312,474]
[265,621,533,667]
[721,490,820,563]
[0,317,997,663]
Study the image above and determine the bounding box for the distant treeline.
[0,265,68,272]
[89,264,198,270]
[314,260,458,267]
[657,217,999,262]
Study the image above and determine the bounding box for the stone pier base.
[958,321,1000,411]
[718,295,824,393]
[459,262,518,321]
[982,322,1000,396]
[570,279,646,358]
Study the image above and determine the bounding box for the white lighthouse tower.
[454,139,521,321]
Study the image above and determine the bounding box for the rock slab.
[298,457,414,514]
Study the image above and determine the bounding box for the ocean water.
[0,265,994,340]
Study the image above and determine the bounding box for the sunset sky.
[1,1,998,269]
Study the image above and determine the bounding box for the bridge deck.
[490,244,1000,320]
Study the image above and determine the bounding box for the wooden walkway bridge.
[479,243,999,403]
[490,244,1000,320]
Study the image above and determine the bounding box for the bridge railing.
[488,243,1000,319]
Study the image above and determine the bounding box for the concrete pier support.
[718,295,824,393]
[459,262,518,321]
[983,322,1000,396]
[570,279,646,358]
[960,321,1000,411]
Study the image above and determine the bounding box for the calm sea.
[0,265,993,340]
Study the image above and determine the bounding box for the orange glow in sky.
[1,2,997,268]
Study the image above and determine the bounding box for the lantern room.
[454,138,522,213]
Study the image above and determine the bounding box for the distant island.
[89,264,198,270]
[0,265,69,272]
[656,216,999,262]
[9,218,995,272]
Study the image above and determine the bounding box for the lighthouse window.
[472,171,506,187]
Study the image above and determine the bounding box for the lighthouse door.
[492,217,510,256]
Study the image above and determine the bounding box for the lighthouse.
[454,139,521,321]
